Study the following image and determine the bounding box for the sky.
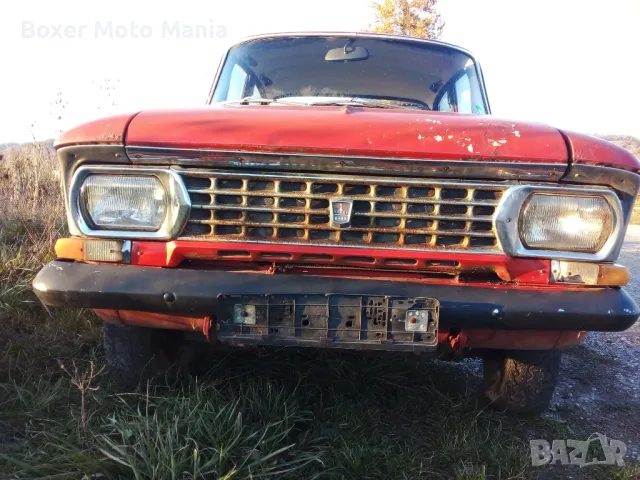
[1,0,638,143]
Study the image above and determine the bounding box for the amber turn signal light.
[550,260,629,287]
[55,238,130,263]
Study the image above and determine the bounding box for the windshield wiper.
[306,98,403,109]
[226,97,302,106]
[227,97,418,110]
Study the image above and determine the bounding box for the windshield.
[211,35,488,114]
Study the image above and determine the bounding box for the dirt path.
[547,225,640,463]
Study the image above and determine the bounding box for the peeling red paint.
[125,106,569,163]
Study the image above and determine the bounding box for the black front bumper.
[32,261,639,332]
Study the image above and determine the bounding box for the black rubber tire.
[103,323,192,389]
[483,349,561,414]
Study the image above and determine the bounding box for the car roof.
[226,31,477,60]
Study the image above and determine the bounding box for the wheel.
[483,349,561,414]
[103,323,194,388]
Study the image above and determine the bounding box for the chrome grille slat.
[176,168,508,252]
[192,207,492,222]
[187,220,495,237]
[188,189,499,207]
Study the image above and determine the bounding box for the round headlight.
[80,175,167,231]
[519,194,614,253]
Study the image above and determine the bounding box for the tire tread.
[483,349,561,413]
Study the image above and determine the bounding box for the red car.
[34,32,639,412]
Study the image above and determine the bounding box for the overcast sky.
[1,0,637,143]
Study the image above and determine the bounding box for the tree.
[370,0,444,40]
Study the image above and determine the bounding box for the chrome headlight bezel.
[69,166,191,240]
[495,185,624,262]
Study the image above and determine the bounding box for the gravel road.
[547,225,640,462]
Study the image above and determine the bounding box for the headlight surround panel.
[495,185,624,262]
[69,166,191,240]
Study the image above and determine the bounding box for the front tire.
[483,349,561,413]
[103,323,193,388]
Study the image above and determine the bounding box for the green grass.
[0,350,542,479]
[1,143,639,479]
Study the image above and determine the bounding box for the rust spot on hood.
[96,132,123,142]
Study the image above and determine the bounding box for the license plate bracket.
[217,294,439,348]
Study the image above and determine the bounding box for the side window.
[437,91,453,112]
[436,72,485,114]
[454,74,472,113]
[226,64,249,101]
[468,69,486,114]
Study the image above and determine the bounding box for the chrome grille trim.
[127,146,567,182]
[175,168,509,252]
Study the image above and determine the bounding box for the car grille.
[177,169,508,252]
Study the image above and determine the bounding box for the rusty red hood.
[124,105,568,163]
[54,105,640,171]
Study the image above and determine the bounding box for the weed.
[59,360,105,433]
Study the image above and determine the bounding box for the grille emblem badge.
[330,197,354,226]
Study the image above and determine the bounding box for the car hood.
[123,105,569,164]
